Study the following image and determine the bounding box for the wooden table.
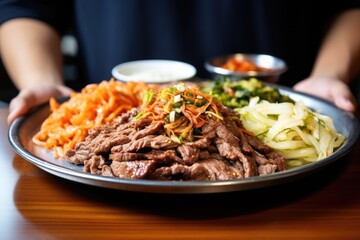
[1,106,359,240]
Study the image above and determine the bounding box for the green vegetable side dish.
[204,77,293,109]
[202,77,345,169]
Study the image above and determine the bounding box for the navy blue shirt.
[0,0,358,86]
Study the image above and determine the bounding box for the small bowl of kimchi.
[204,53,287,83]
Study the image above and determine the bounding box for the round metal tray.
[8,85,359,194]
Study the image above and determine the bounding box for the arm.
[0,18,73,124]
[294,9,360,112]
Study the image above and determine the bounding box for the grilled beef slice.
[65,107,286,180]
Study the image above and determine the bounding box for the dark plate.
[8,85,360,194]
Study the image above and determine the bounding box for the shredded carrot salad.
[32,79,150,158]
[136,82,223,143]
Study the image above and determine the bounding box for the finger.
[334,96,357,112]
[7,103,27,125]
[7,91,35,125]
[32,85,73,104]
[57,85,74,96]
[331,84,357,112]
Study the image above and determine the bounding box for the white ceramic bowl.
[111,60,197,84]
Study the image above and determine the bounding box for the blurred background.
[2,34,359,105]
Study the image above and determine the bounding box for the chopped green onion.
[172,102,182,108]
[143,90,154,104]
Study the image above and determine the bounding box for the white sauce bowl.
[112,60,197,83]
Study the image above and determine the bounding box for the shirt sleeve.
[0,0,73,34]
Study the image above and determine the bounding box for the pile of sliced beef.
[65,105,286,180]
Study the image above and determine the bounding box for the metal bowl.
[204,53,287,83]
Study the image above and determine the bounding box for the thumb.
[7,91,34,125]
[332,84,357,112]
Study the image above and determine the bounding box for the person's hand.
[7,84,74,125]
[293,76,357,112]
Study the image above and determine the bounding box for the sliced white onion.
[174,94,182,103]
[169,111,176,122]
[176,84,186,92]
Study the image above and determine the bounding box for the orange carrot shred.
[32,79,150,158]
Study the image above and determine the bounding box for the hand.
[293,76,357,112]
[7,84,74,125]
